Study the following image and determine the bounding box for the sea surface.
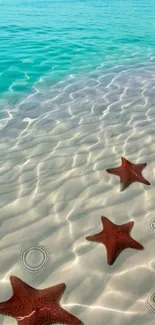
[1,1,155,325]
[1,0,155,109]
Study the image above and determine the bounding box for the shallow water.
[0,1,155,325]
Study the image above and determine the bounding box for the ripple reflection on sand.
[0,63,155,325]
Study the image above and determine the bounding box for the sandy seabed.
[0,61,155,325]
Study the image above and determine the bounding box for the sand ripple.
[0,62,155,325]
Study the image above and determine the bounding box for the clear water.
[0,1,155,325]
[1,0,155,105]
[1,0,155,135]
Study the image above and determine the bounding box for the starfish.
[0,275,83,325]
[86,216,144,265]
[106,157,150,191]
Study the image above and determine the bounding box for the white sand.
[0,62,155,325]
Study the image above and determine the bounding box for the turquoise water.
[1,2,155,325]
[1,0,155,109]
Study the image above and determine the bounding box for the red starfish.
[106,157,150,191]
[86,216,144,265]
[0,276,83,325]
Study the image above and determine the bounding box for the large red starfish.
[106,157,150,191]
[86,216,144,265]
[0,276,83,325]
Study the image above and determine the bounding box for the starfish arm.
[107,164,131,191]
[10,276,35,298]
[126,236,144,250]
[120,172,131,191]
[106,166,121,176]
[86,231,105,243]
[119,221,134,234]
[101,216,116,232]
[0,300,13,317]
[134,171,150,185]
[105,236,117,265]
[50,306,83,325]
[121,157,135,167]
[41,283,66,303]
[121,157,128,165]
[0,298,23,318]
[136,163,147,171]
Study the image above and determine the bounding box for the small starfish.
[106,157,150,191]
[86,216,144,265]
[0,276,83,325]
